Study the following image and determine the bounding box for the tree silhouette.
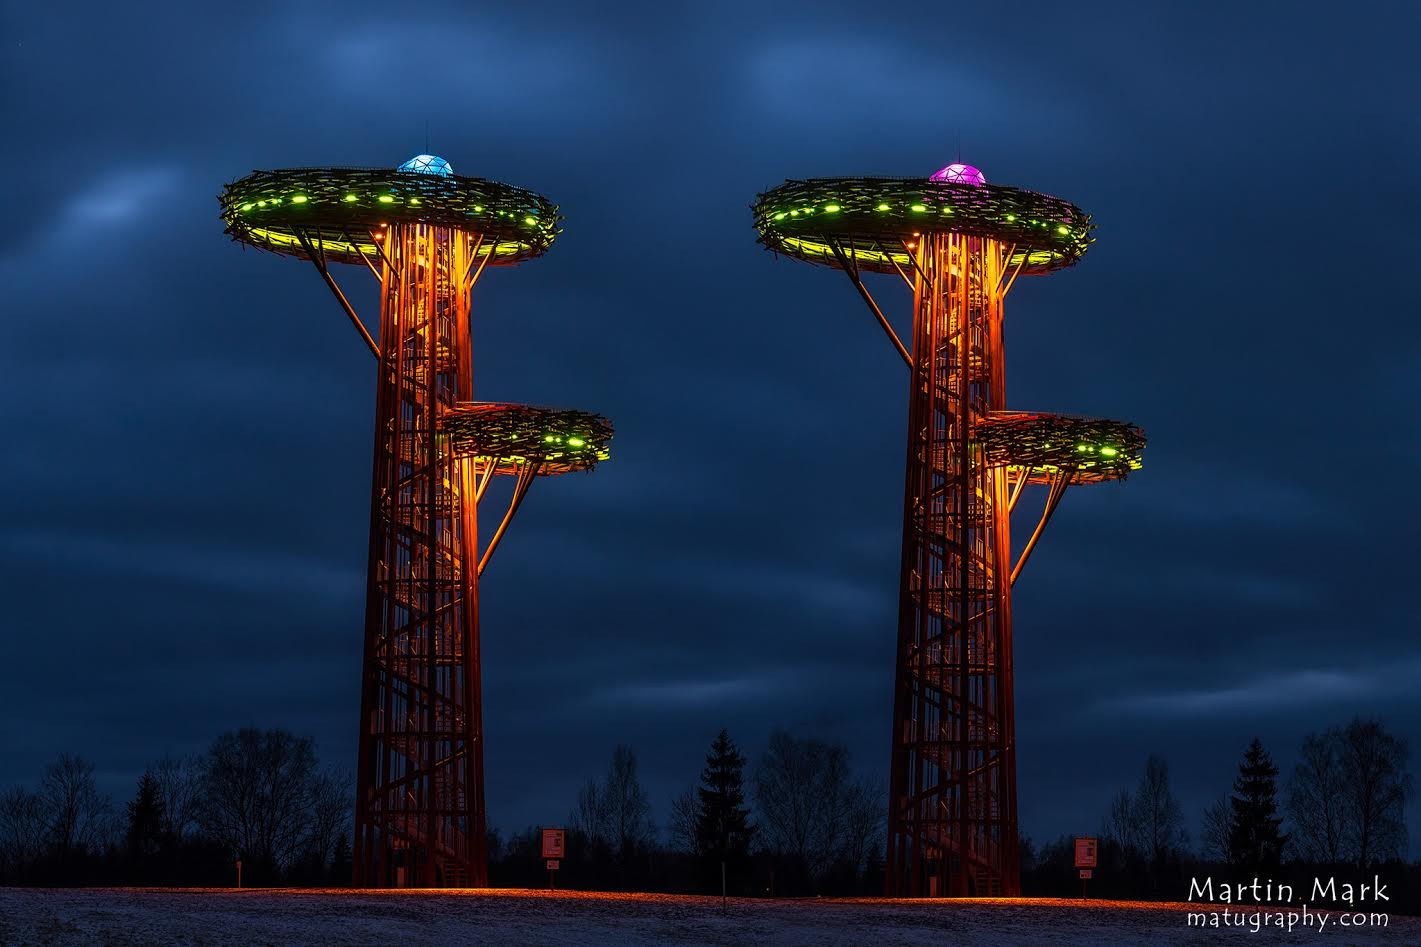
[695,730,753,894]
[330,832,352,885]
[40,754,111,870]
[1200,797,1230,863]
[1136,756,1186,869]
[0,788,46,883]
[1288,718,1410,867]
[570,745,653,888]
[667,788,699,857]
[150,755,202,842]
[1339,718,1410,868]
[1287,731,1348,863]
[753,730,852,891]
[198,728,318,879]
[1100,754,1186,895]
[125,771,167,872]
[1227,738,1286,872]
[602,745,654,875]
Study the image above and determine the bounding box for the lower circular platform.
[975,411,1144,484]
[440,403,612,475]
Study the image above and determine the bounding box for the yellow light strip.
[774,234,1064,271]
[244,226,531,260]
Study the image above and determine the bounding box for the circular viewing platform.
[441,403,613,475]
[976,411,1145,483]
[220,162,559,265]
[753,173,1091,275]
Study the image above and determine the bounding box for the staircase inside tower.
[356,224,483,888]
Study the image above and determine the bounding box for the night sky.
[3,2,1418,854]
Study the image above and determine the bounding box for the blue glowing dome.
[398,154,453,176]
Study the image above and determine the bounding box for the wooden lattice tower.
[219,156,610,888]
[753,163,1144,897]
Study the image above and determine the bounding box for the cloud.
[1097,661,1421,716]
[587,670,804,708]
[0,526,360,602]
[3,0,1420,854]
[0,166,183,260]
[64,168,180,226]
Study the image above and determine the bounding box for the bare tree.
[1287,731,1348,863]
[753,730,852,884]
[151,755,203,842]
[199,728,318,873]
[1288,720,1410,867]
[570,746,653,885]
[305,770,352,867]
[1102,788,1141,855]
[839,778,885,878]
[601,745,654,858]
[1200,797,1231,863]
[667,787,700,856]
[1101,756,1186,870]
[1136,755,1187,865]
[0,787,47,880]
[40,754,112,865]
[1339,718,1410,868]
[571,778,606,845]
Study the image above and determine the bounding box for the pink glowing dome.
[930,162,987,186]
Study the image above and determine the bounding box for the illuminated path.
[3,888,1414,944]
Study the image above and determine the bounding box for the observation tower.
[753,162,1144,897]
[219,155,611,887]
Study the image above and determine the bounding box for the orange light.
[192,888,1237,915]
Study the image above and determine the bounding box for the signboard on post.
[542,828,566,860]
[1074,836,1097,899]
[542,828,565,891]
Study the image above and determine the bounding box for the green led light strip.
[441,403,614,476]
[220,167,560,265]
[753,176,1093,275]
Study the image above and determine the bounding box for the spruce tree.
[1228,738,1288,872]
[126,771,167,877]
[330,832,352,885]
[695,729,754,893]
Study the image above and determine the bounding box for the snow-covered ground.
[1,888,1416,945]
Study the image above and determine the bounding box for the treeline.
[11,716,1410,901]
[489,728,884,896]
[0,729,350,887]
[1023,716,1417,910]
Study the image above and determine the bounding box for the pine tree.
[696,729,754,894]
[126,771,167,876]
[329,832,352,885]
[1228,738,1288,872]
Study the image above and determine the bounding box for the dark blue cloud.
[2,0,1418,854]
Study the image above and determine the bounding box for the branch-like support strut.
[827,238,912,368]
[1010,471,1069,586]
[294,229,380,359]
[476,461,540,577]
